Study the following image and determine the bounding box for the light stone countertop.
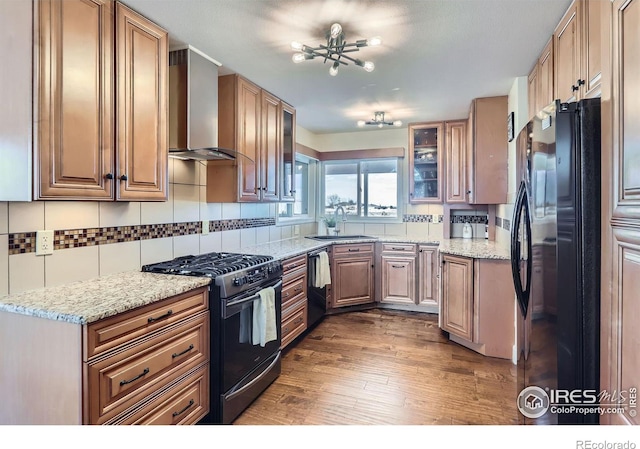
[0,271,211,325]
[437,238,510,260]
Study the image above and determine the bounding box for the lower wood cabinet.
[281,254,307,348]
[331,243,375,308]
[0,286,210,425]
[439,254,516,359]
[418,245,439,307]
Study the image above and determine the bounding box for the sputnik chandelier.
[357,111,402,128]
[291,22,381,76]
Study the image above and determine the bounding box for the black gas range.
[142,251,283,424]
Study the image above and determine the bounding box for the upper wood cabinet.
[554,0,602,102]
[445,120,468,203]
[466,96,508,205]
[33,0,168,201]
[537,38,555,112]
[211,74,293,203]
[408,122,444,203]
[527,64,538,122]
[280,102,296,203]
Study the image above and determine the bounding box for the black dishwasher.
[307,246,331,329]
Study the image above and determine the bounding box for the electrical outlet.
[36,230,54,256]
[201,220,210,235]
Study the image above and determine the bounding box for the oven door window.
[222,285,282,393]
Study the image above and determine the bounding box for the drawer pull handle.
[284,327,289,333]
[172,399,195,418]
[295,317,303,324]
[391,264,404,268]
[348,248,360,252]
[391,247,405,250]
[120,368,150,386]
[287,264,297,269]
[294,286,303,292]
[172,344,194,359]
[284,292,290,297]
[148,309,173,323]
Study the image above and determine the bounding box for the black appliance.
[307,247,331,329]
[511,98,601,425]
[142,252,283,424]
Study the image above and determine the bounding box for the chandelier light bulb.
[329,62,339,76]
[367,36,382,47]
[292,53,306,63]
[357,120,366,127]
[363,61,375,72]
[291,41,303,51]
[393,120,402,127]
[330,23,342,39]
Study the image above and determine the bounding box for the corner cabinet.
[211,74,295,203]
[379,243,417,305]
[409,122,444,203]
[34,0,168,201]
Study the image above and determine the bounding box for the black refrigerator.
[511,98,601,425]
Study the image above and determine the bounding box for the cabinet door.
[418,246,438,307]
[332,255,374,307]
[554,0,582,103]
[409,122,443,203]
[527,64,538,121]
[260,91,280,202]
[380,255,415,305]
[537,38,554,111]
[280,102,296,202]
[440,254,473,341]
[237,77,261,202]
[35,0,114,200]
[116,3,168,201]
[445,120,467,203]
[582,0,602,98]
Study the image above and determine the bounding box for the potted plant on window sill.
[322,216,337,235]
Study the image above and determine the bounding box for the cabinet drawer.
[381,243,416,253]
[85,287,208,360]
[114,365,209,425]
[282,274,306,311]
[87,312,209,425]
[282,254,307,275]
[333,243,374,255]
[281,301,307,348]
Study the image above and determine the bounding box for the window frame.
[320,157,404,223]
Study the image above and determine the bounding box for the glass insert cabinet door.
[409,122,444,203]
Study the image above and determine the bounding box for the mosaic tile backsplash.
[402,214,443,223]
[8,218,275,255]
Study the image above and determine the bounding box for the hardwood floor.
[234,308,519,425]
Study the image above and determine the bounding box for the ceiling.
[125,0,573,135]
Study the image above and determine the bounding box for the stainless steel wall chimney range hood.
[168,47,248,162]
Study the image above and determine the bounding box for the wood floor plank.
[233,308,519,425]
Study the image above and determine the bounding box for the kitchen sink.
[306,235,375,241]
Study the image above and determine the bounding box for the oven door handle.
[224,280,282,318]
[224,351,281,402]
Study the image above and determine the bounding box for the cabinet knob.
[120,174,128,181]
[577,79,585,86]
[467,190,471,194]
[105,173,114,180]
[571,84,579,92]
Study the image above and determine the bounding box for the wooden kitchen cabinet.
[0,286,210,425]
[445,120,468,203]
[440,254,474,341]
[211,74,293,203]
[331,243,375,308]
[466,96,508,205]
[280,102,296,202]
[439,254,516,359]
[529,37,554,121]
[418,245,439,308]
[379,243,417,305]
[281,253,308,348]
[34,0,168,201]
[409,122,444,203]
[554,0,602,102]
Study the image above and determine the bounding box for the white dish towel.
[313,251,332,288]
[252,286,277,347]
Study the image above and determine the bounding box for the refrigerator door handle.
[511,181,531,318]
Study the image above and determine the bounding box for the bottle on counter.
[485,224,489,239]
[462,222,473,239]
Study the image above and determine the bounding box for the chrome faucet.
[334,205,346,235]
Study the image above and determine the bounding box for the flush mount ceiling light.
[357,111,402,128]
[291,22,380,76]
